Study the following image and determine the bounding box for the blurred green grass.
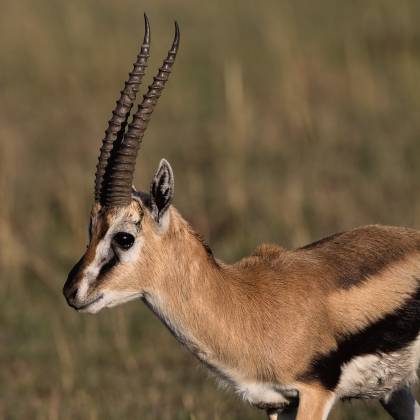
[2,0,420,418]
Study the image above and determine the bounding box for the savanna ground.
[1,0,420,418]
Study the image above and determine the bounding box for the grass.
[1,0,420,418]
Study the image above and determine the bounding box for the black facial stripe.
[97,255,118,280]
[300,284,420,390]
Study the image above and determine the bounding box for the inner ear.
[150,159,174,223]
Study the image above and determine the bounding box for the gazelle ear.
[150,159,174,223]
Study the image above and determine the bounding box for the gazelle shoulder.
[233,243,288,270]
[251,243,288,260]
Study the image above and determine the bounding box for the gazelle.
[63,15,420,420]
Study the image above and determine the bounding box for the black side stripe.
[300,284,420,390]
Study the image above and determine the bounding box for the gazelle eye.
[113,232,135,250]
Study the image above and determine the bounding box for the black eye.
[113,232,135,250]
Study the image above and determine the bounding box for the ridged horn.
[103,21,180,207]
[94,14,151,203]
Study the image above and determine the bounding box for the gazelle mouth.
[74,294,104,311]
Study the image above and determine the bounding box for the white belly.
[210,363,298,408]
[336,337,420,400]
[234,381,298,407]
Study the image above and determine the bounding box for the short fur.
[64,192,420,419]
[63,19,420,418]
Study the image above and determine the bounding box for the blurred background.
[1,0,420,418]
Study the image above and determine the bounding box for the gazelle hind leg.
[295,384,335,420]
[267,406,298,420]
[380,386,420,420]
[278,409,298,420]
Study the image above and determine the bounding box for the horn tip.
[143,13,151,44]
[172,20,180,51]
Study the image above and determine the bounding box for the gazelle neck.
[141,208,262,379]
[139,208,304,409]
[142,208,224,349]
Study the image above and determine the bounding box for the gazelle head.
[63,15,180,313]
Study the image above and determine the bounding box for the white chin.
[105,292,143,308]
[79,292,143,313]
[79,300,106,314]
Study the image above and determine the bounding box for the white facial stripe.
[77,210,144,303]
[88,237,113,276]
[76,235,114,301]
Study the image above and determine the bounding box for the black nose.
[63,256,84,308]
[63,286,79,308]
